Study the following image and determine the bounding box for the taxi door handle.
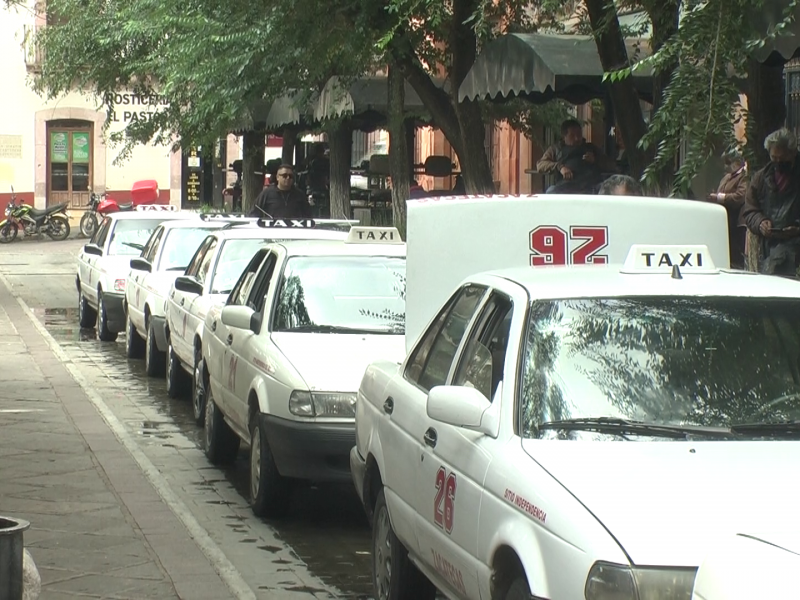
[180,298,185,306]
[211,320,217,332]
[226,334,233,345]
[423,427,437,448]
[383,397,394,415]
[170,291,175,299]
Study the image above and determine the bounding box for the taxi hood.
[522,440,800,566]
[404,195,730,353]
[271,332,406,392]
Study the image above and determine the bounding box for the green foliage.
[483,97,576,147]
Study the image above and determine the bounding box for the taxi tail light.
[114,278,126,292]
[288,391,356,417]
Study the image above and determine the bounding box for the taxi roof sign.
[256,218,315,228]
[345,226,403,244]
[621,244,718,274]
[135,204,179,212]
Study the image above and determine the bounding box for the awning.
[230,91,317,134]
[458,33,653,105]
[749,0,800,64]
[314,75,431,122]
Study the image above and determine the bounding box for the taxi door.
[169,236,217,364]
[380,284,487,566]
[224,251,279,431]
[128,227,163,333]
[81,218,111,305]
[414,290,515,600]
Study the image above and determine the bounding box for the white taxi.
[164,219,352,418]
[201,226,406,518]
[353,243,800,600]
[124,216,250,376]
[76,206,192,342]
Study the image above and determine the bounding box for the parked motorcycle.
[0,187,71,243]
[80,191,134,238]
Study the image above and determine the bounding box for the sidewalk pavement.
[0,281,238,598]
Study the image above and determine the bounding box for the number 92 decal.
[529,225,608,266]
[434,467,457,534]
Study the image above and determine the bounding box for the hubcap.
[145,326,152,368]
[204,396,214,448]
[374,504,392,600]
[250,428,261,501]
[97,298,104,329]
[194,355,205,418]
[167,345,174,381]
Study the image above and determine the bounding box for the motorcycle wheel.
[0,222,18,244]
[80,212,98,238]
[46,215,70,241]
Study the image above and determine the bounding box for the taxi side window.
[452,292,513,402]
[245,253,278,314]
[92,219,111,248]
[405,284,487,392]
[227,249,269,307]
[186,237,214,279]
[143,228,163,263]
[196,239,218,284]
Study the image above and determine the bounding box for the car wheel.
[372,488,436,600]
[192,345,206,426]
[96,294,118,342]
[125,313,145,359]
[78,289,96,328]
[144,319,165,377]
[249,415,291,518]
[203,387,239,464]
[166,340,187,398]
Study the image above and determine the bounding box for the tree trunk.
[327,121,352,220]
[212,136,226,209]
[584,0,649,180]
[388,64,410,239]
[746,59,786,170]
[241,130,265,213]
[281,126,298,165]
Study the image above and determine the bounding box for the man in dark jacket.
[741,128,800,276]
[249,164,312,219]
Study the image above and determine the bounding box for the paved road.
[0,236,373,600]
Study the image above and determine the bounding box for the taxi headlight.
[585,562,697,600]
[288,391,357,418]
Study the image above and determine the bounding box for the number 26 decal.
[434,467,457,534]
[530,225,608,266]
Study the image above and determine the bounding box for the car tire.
[78,289,96,328]
[192,345,206,426]
[125,314,145,359]
[203,388,239,465]
[166,340,188,398]
[249,416,291,518]
[372,488,436,600]
[96,294,118,342]
[503,578,532,600]
[145,318,165,377]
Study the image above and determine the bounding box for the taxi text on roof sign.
[621,244,718,274]
[345,226,403,244]
[135,204,179,212]
[256,218,315,228]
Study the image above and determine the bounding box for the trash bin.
[0,516,30,600]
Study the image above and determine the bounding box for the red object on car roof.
[130,180,161,205]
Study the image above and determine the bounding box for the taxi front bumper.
[350,446,367,506]
[102,292,126,333]
[260,414,354,483]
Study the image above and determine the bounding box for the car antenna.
[671,264,683,280]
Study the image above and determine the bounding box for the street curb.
[0,271,258,600]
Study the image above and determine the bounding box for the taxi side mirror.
[83,244,103,256]
[174,276,203,296]
[130,258,151,272]
[426,385,496,437]
[221,305,258,333]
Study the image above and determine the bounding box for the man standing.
[536,119,618,194]
[598,174,643,196]
[742,128,800,276]
[707,151,748,269]
[249,164,313,219]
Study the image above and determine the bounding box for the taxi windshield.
[157,227,218,271]
[520,296,800,439]
[108,219,164,256]
[209,238,270,294]
[273,255,405,334]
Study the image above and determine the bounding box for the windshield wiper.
[538,417,733,440]
[730,420,800,437]
[122,242,145,251]
[165,266,187,271]
[280,324,394,334]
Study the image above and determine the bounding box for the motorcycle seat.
[118,202,134,211]
[29,202,68,218]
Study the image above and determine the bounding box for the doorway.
[47,120,93,208]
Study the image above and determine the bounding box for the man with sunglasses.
[249,164,312,219]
